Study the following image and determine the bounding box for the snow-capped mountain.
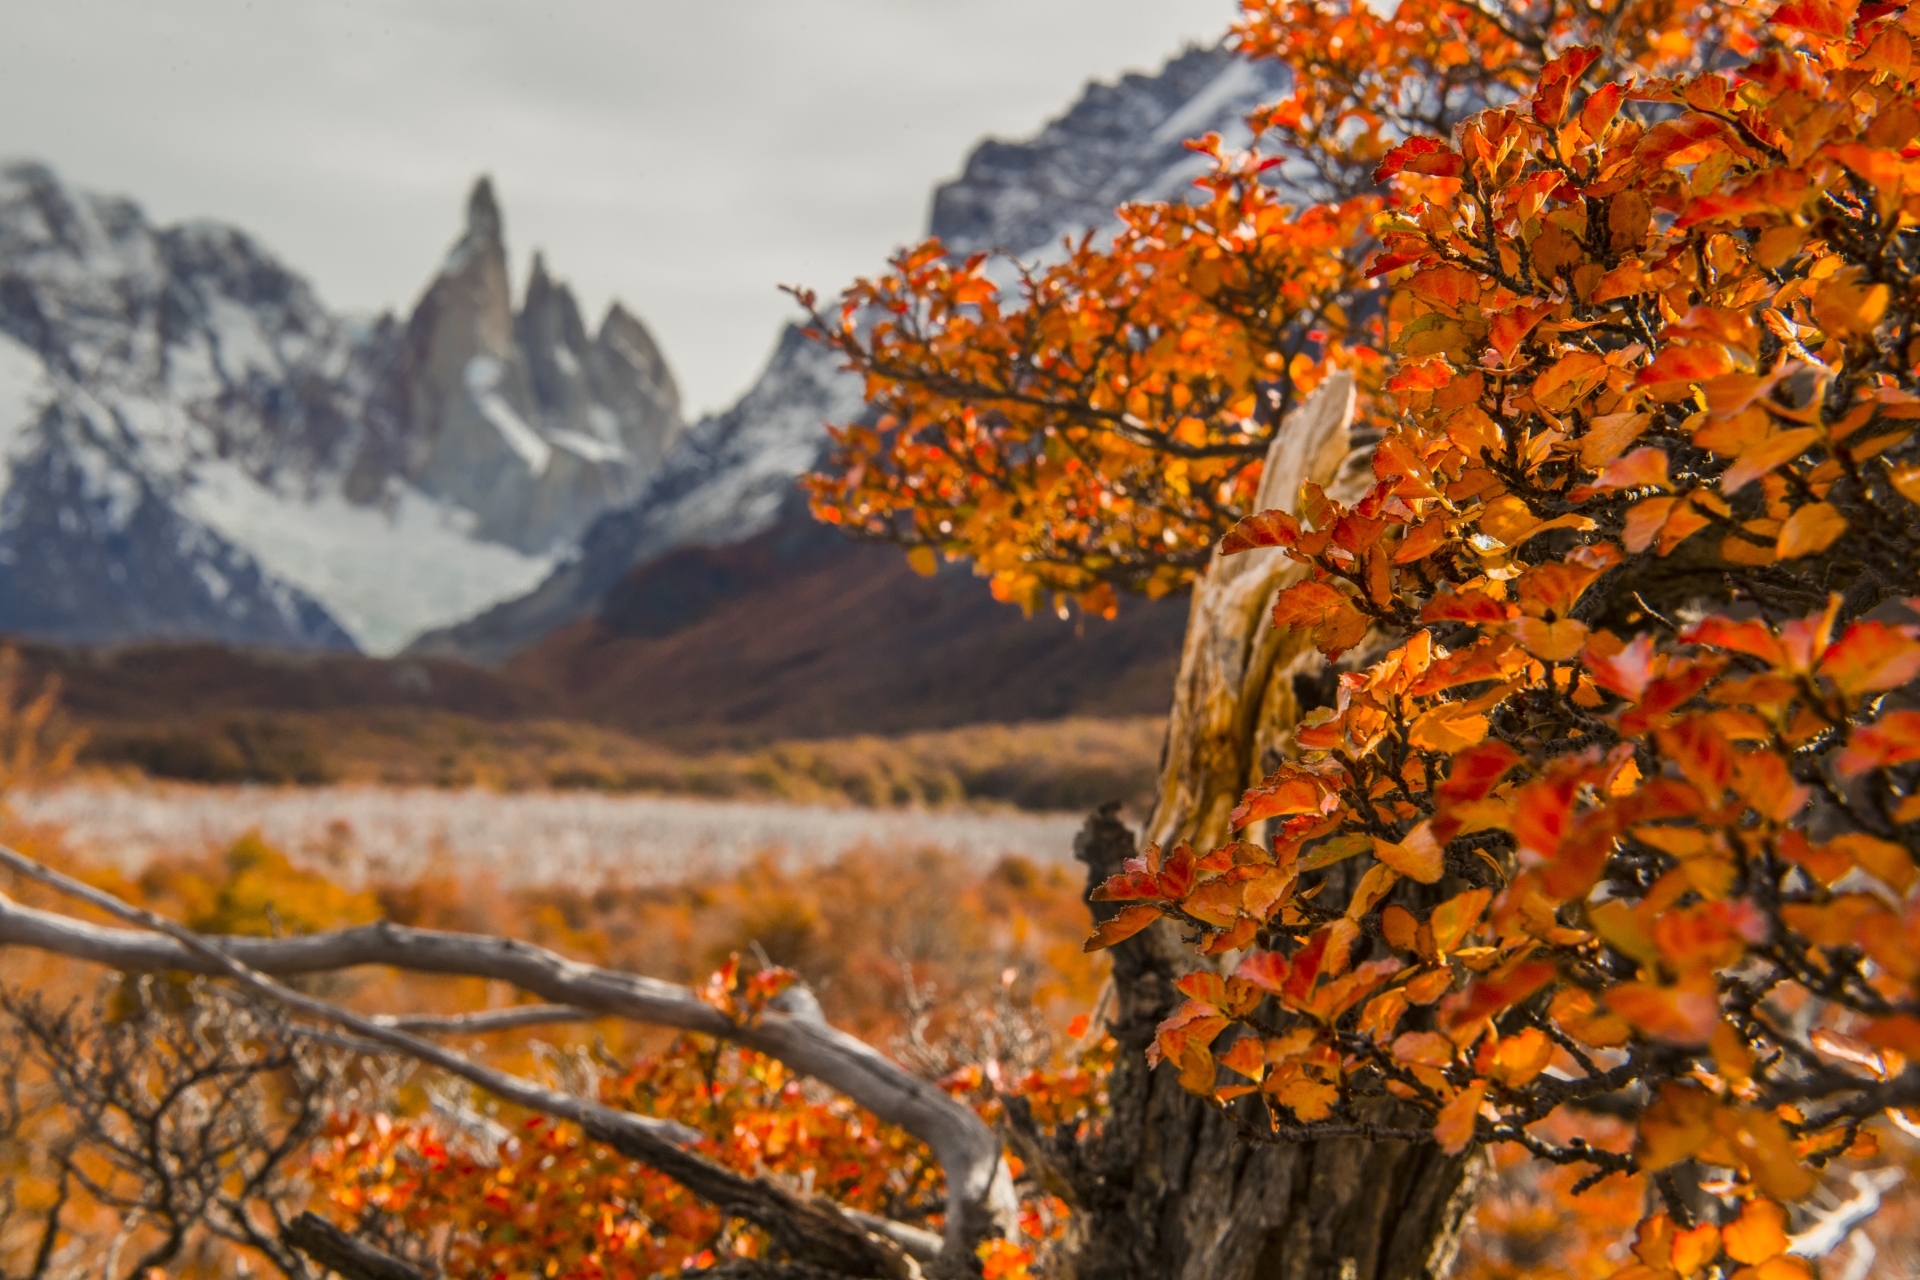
[0,165,681,654]
[412,42,1290,663]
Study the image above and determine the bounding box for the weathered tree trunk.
[1026,375,1483,1280]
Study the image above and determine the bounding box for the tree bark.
[1031,375,1484,1280]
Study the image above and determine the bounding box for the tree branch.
[283,1213,430,1280]
[0,848,972,1272]
[378,1005,594,1035]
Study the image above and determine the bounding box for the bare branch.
[0,848,923,1278]
[377,1005,593,1035]
[0,878,1015,1254]
[283,1213,430,1280]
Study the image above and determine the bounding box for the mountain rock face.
[369,180,681,553]
[411,325,860,664]
[930,44,1289,256]
[413,42,1286,665]
[0,164,681,653]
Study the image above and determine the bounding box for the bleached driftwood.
[0,845,1011,1270]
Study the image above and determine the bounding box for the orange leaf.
[1590,446,1671,493]
[1430,888,1493,953]
[1433,1078,1487,1155]
[1721,427,1820,493]
[1084,905,1160,952]
[1374,823,1445,884]
[1774,501,1846,558]
[1490,303,1553,362]
[1655,719,1738,801]
[1634,114,1738,169]
[1391,1030,1455,1066]
[1836,708,1920,775]
[1623,496,1679,553]
[1222,509,1302,555]
[1532,46,1601,125]
[1235,950,1292,995]
[1272,581,1372,657]
[1637,1081,1715,1170]
[1407,704,1491,752]
[1724,1199,1789,1265]
[1605,979,1720,1045]
[1488,1028,1554,1087]
[1374,136,1462,182]
[1268,1071,1341,1122]
[1217,1035,1268,1081]
[1770,0,1857,39]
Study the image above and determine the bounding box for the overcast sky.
[0,1,1238,412]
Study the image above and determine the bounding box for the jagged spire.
[465,176,502,245]
[434,175,507,279]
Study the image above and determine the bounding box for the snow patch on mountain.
[178,463,560,655]
[0,334,49,480]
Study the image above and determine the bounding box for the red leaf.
[1439,961,1556,1040]
[1816,620,1920,696]
[1655,719,1739,801]
[1683,616,1787,667]
[1084,905,1161,952]
[1633,115,1739,169]
[1421,589,1514,624]
[1374,136,1462,182]
[1837,709,1920,776]
[1532,46,1602,126]
[1235,950,1292,995]
[1770,0,1858,38]
[1222,509,1302,556]
[1585,633,1659,701]
[1436,742,1524,806]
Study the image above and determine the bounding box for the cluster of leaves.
[310,966,914,1277]
[308,956,1102,1280]
[1070,0,1920,1264]
[800,152,1383,615]
[802,1,1768,617]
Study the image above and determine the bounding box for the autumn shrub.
[804,0,1920,1272]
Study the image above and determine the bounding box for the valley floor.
[14,782,1090,887]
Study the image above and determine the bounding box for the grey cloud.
[0,0,1236,411]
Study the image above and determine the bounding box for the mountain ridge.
[409,41,1290,666]
[0,162,683,653]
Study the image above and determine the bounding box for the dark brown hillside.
[13,642,537,725]
[505,510,1190,743]
[7,510,1188,786]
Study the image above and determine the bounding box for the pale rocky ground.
[14,783,1088,886]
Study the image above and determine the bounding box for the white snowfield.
[180,459,559,656]
[13,784,1089,888]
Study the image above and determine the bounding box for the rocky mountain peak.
[412,42,1290,664]
[364,177,687,554]
[454,176,505,264]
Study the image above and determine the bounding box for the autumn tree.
[795,0,1920,1277]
